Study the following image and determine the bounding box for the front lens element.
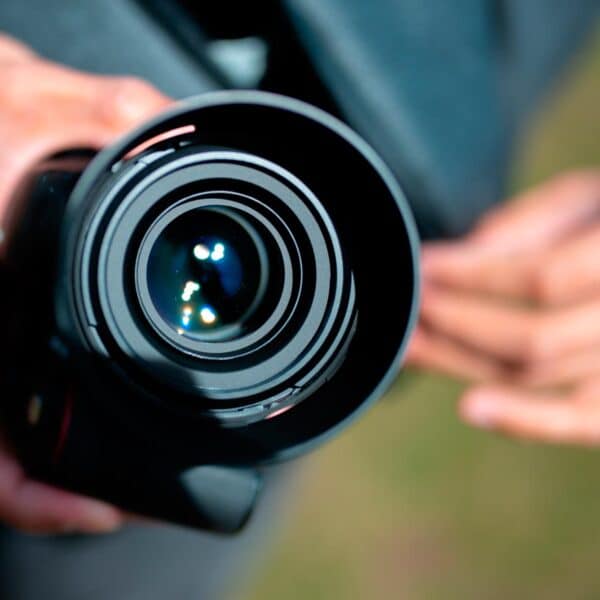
[146,207,266,340]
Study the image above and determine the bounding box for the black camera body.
[1,92,419,533]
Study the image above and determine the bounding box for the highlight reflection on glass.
[181,305,193,328]
[181,242,229,329]
[146,207,264,339]
[193,243,210,261]
[200,306,217,325]
[211,243,225,262]
[181,281,200,302]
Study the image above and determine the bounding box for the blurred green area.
[243,26,600,600]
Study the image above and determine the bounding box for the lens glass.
[146,207,266,340]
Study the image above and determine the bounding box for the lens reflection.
[147,208,265,339]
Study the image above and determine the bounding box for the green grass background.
[242,27,600,600]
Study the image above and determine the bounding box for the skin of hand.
[0,34,172,533]
[406,169,600,447]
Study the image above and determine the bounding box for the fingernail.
[460,394,498,429]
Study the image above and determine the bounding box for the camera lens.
[63,92,416,455]
[98,149,358,414]
[146,207,267,341]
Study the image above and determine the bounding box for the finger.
[0,35,36,63]
[406,327,507,381]
[4,61,107,102]
[572,376,600,400]
[4,73,170,179]
[422,172,600,298]
[533,223,600,305]
[422,241,542,300]
[92,75,172,129]
[6,64,171,131]
[0,125,123,230]
[420,285,600,363]
[423,223,600,306]
[459,385,600,446]
[517,348,600,388]
[0,79,171,231]
[471,171,600,253]
[0,444,123,534]
[420,285,537,362]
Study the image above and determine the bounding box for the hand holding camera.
[0,34,170,533]
[0,35,418,533]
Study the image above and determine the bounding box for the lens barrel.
[66,147,355,426]
[57,92,419,461]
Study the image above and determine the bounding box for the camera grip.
[10,379,261,534]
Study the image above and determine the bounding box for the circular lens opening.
[146,207,268,341]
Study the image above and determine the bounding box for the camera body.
[1,92,419,533]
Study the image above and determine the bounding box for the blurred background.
[241,24,600,600]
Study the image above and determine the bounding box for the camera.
[0,92,419,533]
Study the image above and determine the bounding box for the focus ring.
[77,147,355,416]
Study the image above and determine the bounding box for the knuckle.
[103,77,162,122]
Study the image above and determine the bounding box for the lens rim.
[60,91,418,462]
[88,151,348,407]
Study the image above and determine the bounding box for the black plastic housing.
[1,92,419,533]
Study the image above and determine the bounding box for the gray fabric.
[285,0,600,237]
[0,0,216,98]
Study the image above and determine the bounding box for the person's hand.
[0,33,170,226]
[407,169,600,446]
[0,34,171,533]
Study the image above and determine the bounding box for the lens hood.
[53,91,419,464]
